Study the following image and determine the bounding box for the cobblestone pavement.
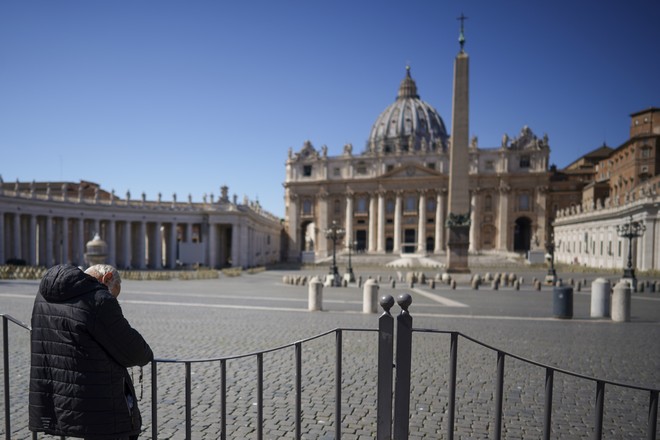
[2,268,659,439]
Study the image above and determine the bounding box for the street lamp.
[346,240,357,282]
[544,230,557,284]
[616,215,646,288]
[325,220,345,286]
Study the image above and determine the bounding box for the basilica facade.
[283,66,551,262]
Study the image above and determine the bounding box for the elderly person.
[29,264,153,439]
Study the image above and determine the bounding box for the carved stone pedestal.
[446,224,470,273]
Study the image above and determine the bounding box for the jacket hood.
[38,264,103,302]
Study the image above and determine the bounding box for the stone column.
[231,223,240,268]
[152,221,162,269]
[62,218,70,264]
[106,219,116,267]
[345,193,353,250]
[45,215,53,268]
[137,221,146,269]
[469,191,478,252]
[123,221,132,269]
[497,186,510,251]
[393,191,402,253]
[377,191,385,253]
[434,191,446,253]
[13,213,21,260]
[186,223,194,243]
[168,222,178,269]
[239,221,249,268]
[417,191,427,253]
[76,218,85,266]
[29,215,37,265]
[317,193,328,256]
[0,212,4,264]
[287,193,299,261]
[209,222,217,269]
[368,195,376,252]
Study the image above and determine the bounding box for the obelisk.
[446,14,471,273]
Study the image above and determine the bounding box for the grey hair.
[85,264,121,291]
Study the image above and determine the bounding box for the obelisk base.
[446,224,470,273]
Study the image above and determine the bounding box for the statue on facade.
[343,143,353,156]
[501,133,509,148]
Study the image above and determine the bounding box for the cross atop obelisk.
[457,13,468,52]
[446,15,471,273]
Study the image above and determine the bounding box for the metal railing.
[3,295,660,439]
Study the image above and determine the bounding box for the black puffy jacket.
[29,264,153,439]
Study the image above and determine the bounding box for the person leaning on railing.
[29,263,153,440]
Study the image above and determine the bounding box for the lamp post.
[325,220,345,286]
[544,230,557,284]
[616,215,645,288]
[346,240,356,282]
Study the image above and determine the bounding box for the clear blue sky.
[1,1,658,218]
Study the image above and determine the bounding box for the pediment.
[382,163,441,179]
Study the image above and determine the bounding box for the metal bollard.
[308,277,323,311]
[612,281,631,322]
[590,278,611,318]
[553,286,573,319]
[363,279,379,314]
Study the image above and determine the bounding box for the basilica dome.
[367,67,448,154]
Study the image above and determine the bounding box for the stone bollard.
[451,279,457,290]
[590,278,611,318]
[308,277,323,311]
[391,279,396,289]
[534,280,541,291]
[472,278,480,290]
[491,279,499,290]
[363,279,379,314]
[612,281,631,322]
[342,279,348,288]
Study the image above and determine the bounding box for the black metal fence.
[3,294,659,439]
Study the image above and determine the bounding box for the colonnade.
[1,195,282,269]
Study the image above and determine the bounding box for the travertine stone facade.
[0,181,282,269]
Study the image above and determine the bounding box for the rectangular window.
[520,155,530,168]
[426,162,436,170]
[333,167,341,176]
[519,194,529,211]
[302,165,312,177]
[485,160,494,171]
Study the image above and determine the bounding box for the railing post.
[376,295,395,440]
[257,353,263,440]
[494,351,505,440]
[543,368,554,440]
[649,390,658,440]
[295,343,302,440]
[393,293,413,440]
[335,329,343,440]
[151,361,158,440]
[3,316,11,440]
[447,332,458,440]
[594,381,605,440]
[220,359,227,440]
[185,362,192,440]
